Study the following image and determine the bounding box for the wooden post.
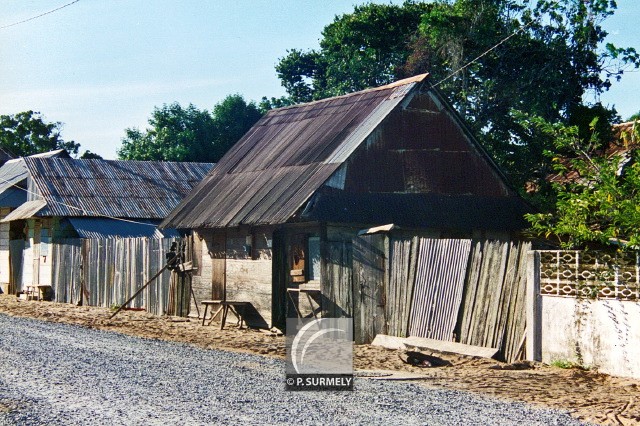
[526,250,542,361]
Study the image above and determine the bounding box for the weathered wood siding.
[385,236,418,337]
[352,234,387,344]
[456,240,530,362]
[188,230,216,317]
[225,228,273,327]
[345,233,529,362]
[51,238,82,304]
[50,238,177,315]
[321,241,353,318]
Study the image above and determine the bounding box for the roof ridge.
[267,73,429,114]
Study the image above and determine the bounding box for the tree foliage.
[526,120,640,250]
[117,95,262,162]
[276,1,430,103]
[79,150,103,160]
[275,0,639,191]
[0,111,80,157]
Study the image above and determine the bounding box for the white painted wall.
[541,296,640,379]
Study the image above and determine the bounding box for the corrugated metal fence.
[51,238,177,315]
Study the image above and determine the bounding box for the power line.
[432,22,532,88]
[0,0,80,30]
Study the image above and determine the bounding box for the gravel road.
[0,314,587,426]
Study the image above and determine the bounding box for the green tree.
[209,94,263,161]
[117,95,262,162]
[0,111,80,157]
[276,1,430,103]
[79,150,103,160]
[258,96,295,113]
[118,103,215,162]
[526,120,640,250]
[275,0,639,192]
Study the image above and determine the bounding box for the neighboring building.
[161,74,531,332]
[0,154,213,294]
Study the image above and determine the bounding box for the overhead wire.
[0,0,81,30]
[432,21,533,88]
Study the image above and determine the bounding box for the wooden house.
[162,74,532,349]
[0,154,213,295]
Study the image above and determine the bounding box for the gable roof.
[0,149,70,194]
[162,74,519,230]
[0,158,214,220]
[163,75,431,229]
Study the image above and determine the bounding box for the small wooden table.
[23,285,51,301]
[201,300,249,329]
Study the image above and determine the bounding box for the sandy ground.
[1,295,639,425]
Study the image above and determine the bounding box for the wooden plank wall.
[321,241,353,318]
[51,238,82,304]
[352,234,387,344]
[409,238,472,341]
[50,238,177,315]
[456,239,531,362]
[386,236,418,337]
[347,234,530,362]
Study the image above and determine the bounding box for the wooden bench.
[201,300,249,330]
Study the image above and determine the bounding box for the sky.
[0,0,638,160]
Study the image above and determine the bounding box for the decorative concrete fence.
[527,250,640,379]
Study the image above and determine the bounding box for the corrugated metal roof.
[0,159,28,193]
[21,158,214,219]
[162,74,429,229]
[67,217,178,239]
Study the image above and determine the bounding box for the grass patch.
[550,359,589,370]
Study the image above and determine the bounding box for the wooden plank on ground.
[404,336,499,359]
[371,334,408,350]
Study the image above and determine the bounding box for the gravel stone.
[0,314,588,425]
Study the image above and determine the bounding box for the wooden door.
[352,234,387,344]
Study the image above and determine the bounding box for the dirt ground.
[1,295,639,425]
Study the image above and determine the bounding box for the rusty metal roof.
[20,158,214,219]
[162,74,429,229]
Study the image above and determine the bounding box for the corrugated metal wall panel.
[408,238,471,341]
